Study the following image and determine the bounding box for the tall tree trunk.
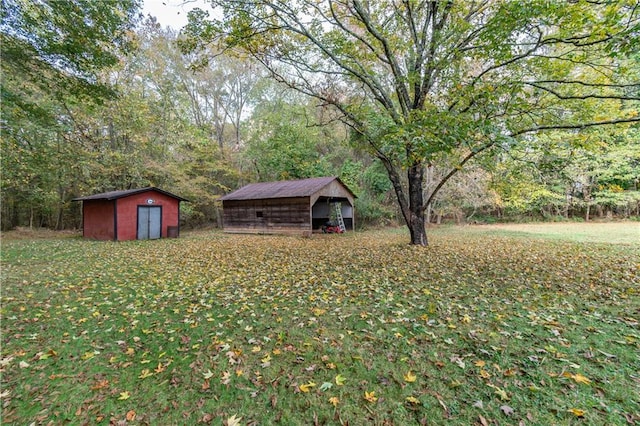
[379,156,428,245]
[408,163,427,246]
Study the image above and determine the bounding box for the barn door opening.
[137,206,162,240]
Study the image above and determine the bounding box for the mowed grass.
[1,226,639,425]
[443,221,640,245]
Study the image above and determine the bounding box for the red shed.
[73,187,188,241]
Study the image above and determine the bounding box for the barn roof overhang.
[73,187,189,202]
[219,176,356,202]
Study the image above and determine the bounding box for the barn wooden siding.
[222,198,311,234]
[220,177,356,235]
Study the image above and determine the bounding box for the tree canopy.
[182,0,640,245]
[1,0,141,121]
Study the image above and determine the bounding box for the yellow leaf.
[329,396,339,406]
[364,391,378,403]
[403,371,417,383]
[335,374,346,386]
[117,391,130,400]
[81,352,95,361]
[568,408,585,417]
[479,369,491,379]
[572,373,591,385]
[299,381,316,393]
[138,369,153,379]
[235,369,244,377]
[488,384,509,401]
[474,360,486,368]
[562,372,591,385]
[312,307,326,316]
[406,396,420,404]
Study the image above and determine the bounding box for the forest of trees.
[2,1,639,238]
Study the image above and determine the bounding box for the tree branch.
[511,116,640,137]
[423,140,495,210]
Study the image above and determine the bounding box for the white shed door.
[137,206,162,240]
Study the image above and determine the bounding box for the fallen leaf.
[126,410,136,421]
[203,369,214,379]
[405,396,420,404]
[364,391,377,403]
[91,379,109,391]
[299,381,316,393]
[226,414,242,426]
[568,408,585,417]
[138,369,153,379]
[404,371,417,383]
[117,391,131,401]
[335,374,346,386]
[572,373,591,385]
[500,405,514,416]
[319,382,333,391]
[562,372,591,385]
[329,396,339,406]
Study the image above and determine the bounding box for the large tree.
[182,0,640,245]
[1,0,141,118]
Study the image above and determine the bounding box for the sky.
[141,0,211,30]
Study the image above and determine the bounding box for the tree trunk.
[407,163,427,246]
[379,156,428,245]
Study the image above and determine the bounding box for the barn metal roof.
[219,176,356,201]
[72,187,188,202]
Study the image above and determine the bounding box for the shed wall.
[115,191,181,241]
[222,198,311,234]
[83,200,115,240]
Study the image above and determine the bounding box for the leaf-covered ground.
[1,227,639,425]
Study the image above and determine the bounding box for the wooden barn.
[73,187,188,241]
[220,176,356,235]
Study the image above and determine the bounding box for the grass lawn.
[1,225,639,425]
[444,221,640,245]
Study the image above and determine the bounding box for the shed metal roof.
[219,176,356,201]
[73,187,188,202]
